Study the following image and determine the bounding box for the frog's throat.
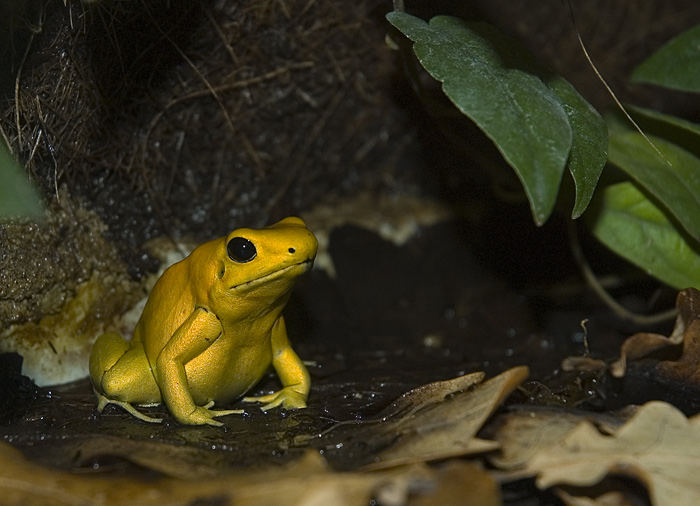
[229,259,313,291]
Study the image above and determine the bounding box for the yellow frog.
[89,217,318,426]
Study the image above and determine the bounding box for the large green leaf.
[628,105,700,139]
[387,12,573,225]
[547,78,607,218]
[607,130,700,241]
[0,144,44,219]
[590,182,700,290]
[625,105,700,157]
[631,24,700,92]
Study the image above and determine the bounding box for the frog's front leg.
[89,332,163,423]
[155,307,243,426]
[244,316,310,411]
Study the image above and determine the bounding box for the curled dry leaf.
[374,371,486,421]
[657,318,700,383]
[67,435,230,480]
[379,372,486,419]
[367,366,529,469]
[556,489,638,506]
[489,408,615,471]
[0,441,432,506]
[561,356,607,373]
[526,401,700,506]
[411,461,501,506]
[610,288,697,378]
[316,371,487,458]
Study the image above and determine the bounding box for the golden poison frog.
[89,217,318,426]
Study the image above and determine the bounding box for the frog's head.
[208,216,318,316]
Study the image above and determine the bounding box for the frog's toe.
[199,401,243,418]
[244,388,307,411]
[94,392,163,423]
[242,393,277,404]
[259,398,285,411]
[175,406,242,426]
[202,417,223,427]
[210,408,244,418]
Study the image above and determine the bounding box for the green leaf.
[0,143,44,220]
[628,105,700,139]
[607,130,700,241]
[625,105,700,157]
[590,182,700,290]
[631,24,700,92]
[547,78,607,218]
[387,12,572,225]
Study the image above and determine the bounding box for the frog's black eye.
[227,237,257,263]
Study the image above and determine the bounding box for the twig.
[298,0,317,20]
[0,124,12,155]
[259,87,346,224]
[14,33,35,150]
[568,220,676,325]
[567,0,671,167]
[139,61,314,175]
[580,318,590,357]
[33,97,60,201]
[141,3,267,176]
[171,62,314,103]
[204,8,239,65]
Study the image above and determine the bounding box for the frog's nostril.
[288,247,296,254]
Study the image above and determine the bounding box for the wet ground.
[0,214,688,505]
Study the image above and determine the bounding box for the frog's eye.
[227,237,257,263]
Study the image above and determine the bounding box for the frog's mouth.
[229,259,314,291]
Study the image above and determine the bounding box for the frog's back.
[136,240,220,364]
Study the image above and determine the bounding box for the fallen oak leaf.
[375,371,486,421]
[316,371,490,470]
[657,319,700,383]
[609,329,678,378]
[366,366,529,469]
[0,441,433,506]
[317,371,486,443]
[69,435,230,480]
[526,401,700,506]
[488,408,621,471]
[411,461,502,506]
[556,489,638,506]
[561,356,607,373]
[610,288,696,378]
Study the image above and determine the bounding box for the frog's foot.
[243,387,308,411]
[173,405,244,426]
[95,390,163,424]
[201,400,244,418]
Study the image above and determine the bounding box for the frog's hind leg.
[93,391,164,423]
[90,332,163,423]
[89,332,130,383]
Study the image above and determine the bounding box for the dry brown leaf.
[411,461,501,506]
[314,371,488,469]
[611,288,698,378]
[556,489,640,506]
[526,401,700,506]
[367,366,529,469]
[489,409,610,470]
[375,371,486,421]
[67,435,229,479]
[0,441,432,506]
[658,320,700,383]
[561,356,608,373]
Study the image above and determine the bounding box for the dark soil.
[0,219,684,506]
